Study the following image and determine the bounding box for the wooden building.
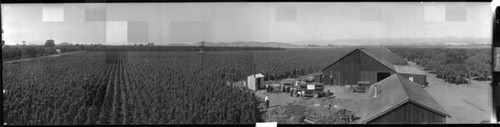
[359,74,450,124]
[322,47,428,86]
[247,73,265,91]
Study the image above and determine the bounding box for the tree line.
[2,39,284,62]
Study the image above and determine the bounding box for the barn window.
[409,77,414,82]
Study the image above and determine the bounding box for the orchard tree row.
[389,47,491,84]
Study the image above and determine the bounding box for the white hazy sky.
[1,2,492,45]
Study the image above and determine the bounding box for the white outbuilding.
[247,73,265,91]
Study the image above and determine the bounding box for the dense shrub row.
[2,46,58,61]
[2,44,283,62]
[389,48,491,84]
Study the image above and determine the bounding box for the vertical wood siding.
[368,102,446,124]
[323,50,395,85]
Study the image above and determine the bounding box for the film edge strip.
[492,3,500,124]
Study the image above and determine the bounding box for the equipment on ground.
[281,82,292,92]
[266,82,287,92]
[303,114,320,124]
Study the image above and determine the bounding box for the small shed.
[393,65,428,87]
[56,49,62,54]
[247,73,265,91]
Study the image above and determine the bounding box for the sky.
[1,2,493,45]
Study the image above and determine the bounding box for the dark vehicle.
[350,81,371,93]
[300,83,326,98]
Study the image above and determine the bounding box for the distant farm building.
[359,74,450,124]
[56,49,62,54]
[247,73,265,91]
[322,47,427,86]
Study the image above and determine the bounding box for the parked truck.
[349,81,371,93]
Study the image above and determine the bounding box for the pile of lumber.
[303,114,320,124]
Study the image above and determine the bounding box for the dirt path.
[408,62,492,123]
[255,85,366,124]
[3,51,84,64]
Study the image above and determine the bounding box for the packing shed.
[322,47,428,86]
[359,74,450,124]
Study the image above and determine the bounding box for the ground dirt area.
[255,62,492,124]
[411,62,492,123]
[255,85,368,124]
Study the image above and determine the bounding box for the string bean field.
[2,47,489,124]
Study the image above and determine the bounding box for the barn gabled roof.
[359,74,450,123]
[322,47,413,73]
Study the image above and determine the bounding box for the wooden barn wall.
[398,74,428,86]
[323,50,394,85]
[368,102,446,124]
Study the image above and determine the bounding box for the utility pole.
[199,41,205,74]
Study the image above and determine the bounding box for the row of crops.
[3,51,268,124]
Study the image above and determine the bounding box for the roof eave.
[321,49,360,72]
[407,100,451,118]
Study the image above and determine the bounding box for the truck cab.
[299,83,325,98]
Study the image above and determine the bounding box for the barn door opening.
[334,71,340,85]
[256,78,261,89]
[377,72,391,82]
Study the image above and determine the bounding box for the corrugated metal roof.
[358,47,408,71]
[393,65,426,75]
[359,74,449,123]
[360,47,408,66]
[248,73,265,78]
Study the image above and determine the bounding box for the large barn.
[359,74,450,124]
[322,47,428,86]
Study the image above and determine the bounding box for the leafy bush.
[2,46,58,61]
[45,39,55,47]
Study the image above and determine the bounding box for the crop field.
[2,47,491,124]
[2,48,352,125]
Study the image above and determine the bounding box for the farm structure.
[359,74,450,124]
[247,73,265,91]
[322,47,428,86]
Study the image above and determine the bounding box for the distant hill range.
[164,37,490,48]
[168,41,299,48]
[294,37,491,46]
